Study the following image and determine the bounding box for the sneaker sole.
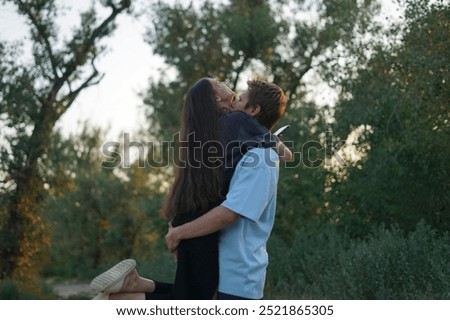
[90,259,136,293]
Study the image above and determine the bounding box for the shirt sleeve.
[221,148,278,222]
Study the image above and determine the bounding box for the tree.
[42,125,166,279]
[142,0,381,237]
[329,0,449,235]
[0,0,131,286]
[143,0,287,139]
[143,0,380,134]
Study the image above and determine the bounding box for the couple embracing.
[91,78,290,300]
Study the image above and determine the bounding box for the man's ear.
[250,105,261,116]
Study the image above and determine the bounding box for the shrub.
[0,279,56,299]
[266,222,450,299]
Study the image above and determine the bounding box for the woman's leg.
[92,268,156,300]
[108,281,174,300]
[118,268,156,293]
[120,271,174,298]
[106,271,174,299]
[144,281,174,300]
[171,235,218,299]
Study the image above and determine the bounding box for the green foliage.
[223,1,280,59]
[142,0,380,240]
[148,1,233,83]
[273,102,331,241]
[136,242,177,284]
[329,3,450,235]
[0,278,56,299]
[331,223,450,299]
[266,222,450,299]
[141,80,187,140]
[41,126,167,280]
[143,0,287,139]
[143,0,378,137]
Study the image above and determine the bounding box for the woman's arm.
[275,138,293,161]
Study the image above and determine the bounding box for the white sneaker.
[90,259,136,293]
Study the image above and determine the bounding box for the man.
[165,80,289,300]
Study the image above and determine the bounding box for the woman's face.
[231,91,249,112]
[210,79,235,112]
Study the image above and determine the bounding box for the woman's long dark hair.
[161,78,225,220]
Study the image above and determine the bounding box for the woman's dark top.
[219,111,276,194]
[146,111,276,300]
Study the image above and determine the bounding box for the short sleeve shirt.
[218,147,279,299]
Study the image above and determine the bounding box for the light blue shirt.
[218,147,279,299]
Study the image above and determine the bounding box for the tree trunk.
[0,117,53,281]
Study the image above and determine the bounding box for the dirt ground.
[52,282,93,299]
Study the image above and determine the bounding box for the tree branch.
[59,2,128,87]
[60,60,104,114]
[287,43,322,101]
[43,1,129,115]
[15,0,60,79]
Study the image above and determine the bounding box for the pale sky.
[0,0,401,141]
[0,0,165,141]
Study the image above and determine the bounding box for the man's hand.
[165,222,181,253]
[163,206,239,254]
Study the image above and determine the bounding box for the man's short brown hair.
[246,80,288,130]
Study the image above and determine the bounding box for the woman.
[91,78,236,299]
[156,77,233,299]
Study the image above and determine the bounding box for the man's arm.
[165,205,239,253]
